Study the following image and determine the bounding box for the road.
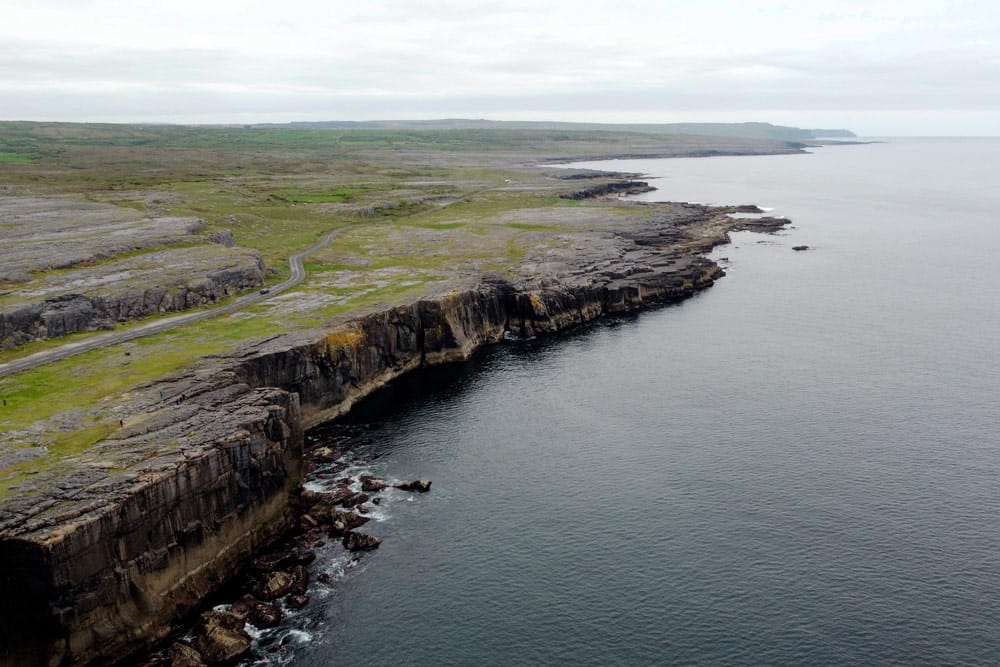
[0,226,348,379]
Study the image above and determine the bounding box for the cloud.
[0,0,998,133]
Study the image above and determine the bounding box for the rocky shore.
[0,202,789,666]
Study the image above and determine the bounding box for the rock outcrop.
[0,249,266,349]
[0,388,302,666]
[559,180,655,200]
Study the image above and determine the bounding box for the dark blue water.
[292,138,1000,665]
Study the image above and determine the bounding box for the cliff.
[0,204,788,665]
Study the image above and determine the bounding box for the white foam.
[281,629,314,645]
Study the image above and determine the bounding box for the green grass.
[503,221,559,231]
[0,312,284,431]
[0,151,36,164]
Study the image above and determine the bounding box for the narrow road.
[0,226,348,379]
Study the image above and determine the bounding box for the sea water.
[292,138,1000,665]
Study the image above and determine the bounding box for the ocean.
[286,138,1000,665]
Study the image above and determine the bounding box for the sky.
[1,0,998,135]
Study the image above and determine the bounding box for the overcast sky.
[1,0,998,135]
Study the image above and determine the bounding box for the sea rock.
[340,491,370,508]
[229,595,283,629]
[286,594,311,610]
[308,501,336,524]
[191,611,252,666]
[291,488,325,510]
[327,486,356,505]
[330,510,370,535]
[289,564,310,596]
[396,480,432,492]
[360,476,387,492]
[342,531,382,551]
[310,446,339,463]
[169,642,206,667]
[251,551,296,573]
[254,571,294,601]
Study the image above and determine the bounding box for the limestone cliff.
[0,205,788,665]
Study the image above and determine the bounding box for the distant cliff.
[808,128,858,138]
[256,118,856,142]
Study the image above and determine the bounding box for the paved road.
[0,226,349,379]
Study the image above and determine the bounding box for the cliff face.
[230,253,722,431]
[0,388,302,667]
[0,205,788,665]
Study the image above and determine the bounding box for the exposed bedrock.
[0,252,266,349]
[0,206,788,665]
[0,389,303,666]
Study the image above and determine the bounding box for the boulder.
[286,594,311,610]
[360,476,387,492]
[229,595,283,629]
[288,564,310,596]
[330,510,370,535]
[307,501,335,524]
[396,480,432,492]
[327,486,355,505]
[310,446,339,463]
[191,611,251,666]
[254,571,294,601]
[339,492,370,508]
[251,551,296,573]
[169,642,206,667]
[342,531,382,551]
[295,548,317,565]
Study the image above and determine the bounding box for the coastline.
[0,196,791,665]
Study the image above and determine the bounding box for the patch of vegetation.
[325,329,364,348]
[503,221,558,231]
[0,151,36,164]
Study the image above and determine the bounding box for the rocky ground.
[0,194,267,348]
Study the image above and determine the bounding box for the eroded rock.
[342,531,382,551]
[339,491,370,508]
[191,611,252,666]
[229,595,283,630]
[169,642,206,667]
[330,510,370,535]
[289,564,310,596]
[360,476,387,492]
[254,571,294,601]
[251,551,297,574]
[286,594,311,610]
[396,480,432,492]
